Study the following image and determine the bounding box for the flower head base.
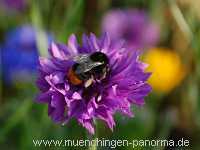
[36,33,152,134]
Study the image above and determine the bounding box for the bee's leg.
[96,94,102,102]
[84,76,94,88]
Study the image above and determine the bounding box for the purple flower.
[1,0,26,11]
[102,10,159,50]
[36,33,151,134]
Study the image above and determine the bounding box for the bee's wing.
[83,62,103,72]
[73,54,90,64]
[75,61,103,74]
[73,54,103,73]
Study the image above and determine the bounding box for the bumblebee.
[67,52,109,87]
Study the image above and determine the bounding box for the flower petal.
[49,42,68,60]
[48,93,66,122]
[67,34,78,55]
[36,90,54,103]
[78,119,95,134]
[39,57,58,73]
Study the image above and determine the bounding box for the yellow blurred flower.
[143,48,186,93]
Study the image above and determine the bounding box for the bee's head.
[90,52,109,65]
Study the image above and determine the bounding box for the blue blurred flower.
[1,25,53,85]
[102,9,160,50]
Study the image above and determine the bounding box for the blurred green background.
[1,0,200,149]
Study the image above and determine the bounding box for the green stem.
[88,120,98,150]
[88,138,97,150]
